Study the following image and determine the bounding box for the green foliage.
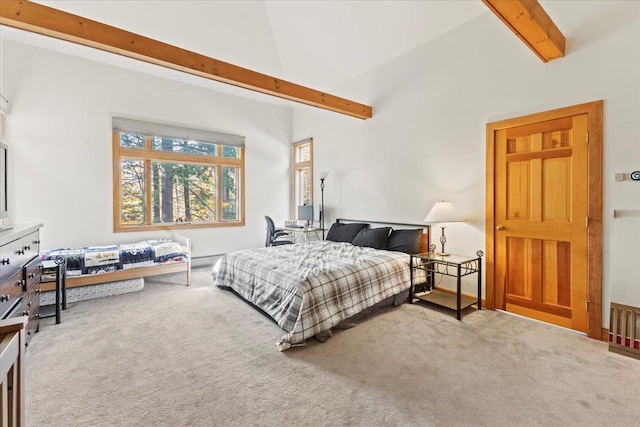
[119,135,240,226]
[120,160,145,225]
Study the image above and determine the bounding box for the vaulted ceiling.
[27,1,490,90]
[0,1,612,111]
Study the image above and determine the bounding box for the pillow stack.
[325,222,369,243]
[325,222,423,254]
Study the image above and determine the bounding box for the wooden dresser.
[0,224,43,347]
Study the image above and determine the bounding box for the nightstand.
[410,251,483,320]
[39,259,66,324]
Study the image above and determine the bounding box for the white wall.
[2,41,292,258]
[2,3,638,328]
[292,4,640,325]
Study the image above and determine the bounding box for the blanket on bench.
[42,239,188,277]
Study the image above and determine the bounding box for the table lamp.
[424,201,461,256]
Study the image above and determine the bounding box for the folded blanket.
[42,239,187,276]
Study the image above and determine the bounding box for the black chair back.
[265,215,277,246]
[265,215,294,247]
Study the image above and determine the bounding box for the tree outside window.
[114,128,244,232]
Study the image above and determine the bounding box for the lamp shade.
[424,201,462,223]
[319,171,330,180]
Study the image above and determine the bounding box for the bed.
[212,219,429,350]
[40,232,191,292]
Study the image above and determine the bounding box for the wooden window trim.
[292,139,313,218]
[113,131,245,232]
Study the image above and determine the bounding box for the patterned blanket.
[212,241,412,350]
[43,239,188,276]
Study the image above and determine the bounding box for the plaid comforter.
[212,241,412,349]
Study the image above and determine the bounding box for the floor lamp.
[319,171,329,239]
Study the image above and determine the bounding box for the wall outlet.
[615,173,625,181]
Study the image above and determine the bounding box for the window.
[292,139,313,217]
[113,118,244,232]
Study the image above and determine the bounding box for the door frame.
[485,100,603,339]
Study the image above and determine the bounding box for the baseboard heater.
[609,302,640,360]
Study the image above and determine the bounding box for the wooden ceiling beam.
[482,0,565,62]
[0,0,373,119]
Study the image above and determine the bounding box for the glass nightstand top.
[412,252,480,265]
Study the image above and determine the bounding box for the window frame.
[113,132,245,232]
[292,138,313,219]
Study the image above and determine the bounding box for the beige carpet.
[25,267,640,426]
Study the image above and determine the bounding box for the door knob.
[496,224,505,231]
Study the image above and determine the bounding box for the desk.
[279,227,325,243]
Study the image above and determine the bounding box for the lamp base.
[438,227,449,257]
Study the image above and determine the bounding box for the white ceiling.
[0,1,491,102]
[34,0,492,90]
[0,1,617,108]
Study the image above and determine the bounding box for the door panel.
[542,158,570,221]
[507,162,530,220]
[495,114,589,333]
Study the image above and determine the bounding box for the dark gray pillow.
[386,229,423,254]
[326,223,369,243]
[352,227,392,249]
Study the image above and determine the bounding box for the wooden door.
[494,114,590,332]
[487,101,603,339]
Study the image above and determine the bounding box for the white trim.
[496,309,587,336]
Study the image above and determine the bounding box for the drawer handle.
[33,240,41,244]
[1,258,9,265]
[22,310,30,316]
[23,245,31,251]
[16,249,25,255]
[27,301,32,307]
[28,272,35,279]
[15,280,23,287]
[0,295,9,302]
[27,331,31,336]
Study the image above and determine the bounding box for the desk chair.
[265,215,294,247]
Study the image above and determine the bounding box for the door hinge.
[586,216,590,227]
[586,132,589,143]
[586,299,591,311]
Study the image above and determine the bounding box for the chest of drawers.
[0,224,43,346]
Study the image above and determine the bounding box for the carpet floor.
[25,267,640,426]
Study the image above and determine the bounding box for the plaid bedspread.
[212,241,412,349]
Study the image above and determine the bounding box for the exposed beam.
[482,0,565,63]
[0,0,373,119]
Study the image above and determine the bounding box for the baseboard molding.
[496,309,587,336]
[191,255,223,268]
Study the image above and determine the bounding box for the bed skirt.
[313,289,410,343]
[220,285,410,347]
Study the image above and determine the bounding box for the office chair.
[265,215,294,247]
